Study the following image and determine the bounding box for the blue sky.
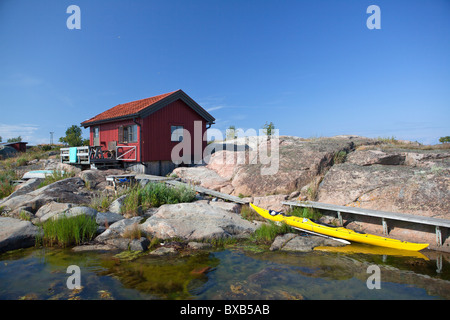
[0,0,449,145]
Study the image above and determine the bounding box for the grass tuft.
[121,182,196,216]
[37,214,97,248]
[251,221,292,244]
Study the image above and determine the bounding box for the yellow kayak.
[314,244,430,260]
[250,203,429,252]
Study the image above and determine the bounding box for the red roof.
[81,90,179,126]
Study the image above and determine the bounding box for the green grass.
[90,192,114,212]
[38,214,98,248]
[286,206,322,220]
[121,182,196,216]
[251,221,292,244]
[37,170,76,189]
[0,169,19,199]
[249,206,323,245]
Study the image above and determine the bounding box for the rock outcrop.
[0,177,89,213]
[173,135,375,208]
[317,151,450,219]
[140,202,258,240]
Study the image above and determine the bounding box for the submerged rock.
[270,233,346,252]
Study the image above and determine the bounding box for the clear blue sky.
[1,0,449,145]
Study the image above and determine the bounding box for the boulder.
[108,194,127,214]
[0,217,39,253]
[96,211,124,226]
[105,237,151,252]
[280,235,346,252]
[140,202,258,241]
[270,233,346,252]
[0,177,88,213]
[129,237,150,251]
[35,202,74,223]
[95,216,143,242]
[269,233,298,251]
[61,206,98,219]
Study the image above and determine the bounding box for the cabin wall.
[141,99,207,162]
[88,99,208,165]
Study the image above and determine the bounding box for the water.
[0,244,449,300]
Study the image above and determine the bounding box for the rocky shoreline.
[1,135,449,255]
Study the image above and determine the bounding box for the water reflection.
[0,245,449,300]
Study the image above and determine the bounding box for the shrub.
[333,150,347,164]
[38,214,97,248]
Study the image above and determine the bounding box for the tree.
[262,121,275,137]
[439,136,450,143]
[0,136,2,142]
[226,125,237,140]
[59,125,84,146]
[7,136,22,143]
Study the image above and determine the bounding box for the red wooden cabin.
[80,90,215,175]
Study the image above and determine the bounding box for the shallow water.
[0,243,449,300]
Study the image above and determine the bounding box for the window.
[118,124,138,143]
[93,127,99,138]
[171,125,184,142]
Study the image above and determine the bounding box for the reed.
[38,214,97,248]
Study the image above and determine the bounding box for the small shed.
[0,141,28,153]
[80,89,215,175]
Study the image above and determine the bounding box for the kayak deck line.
[250,203,429,252]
